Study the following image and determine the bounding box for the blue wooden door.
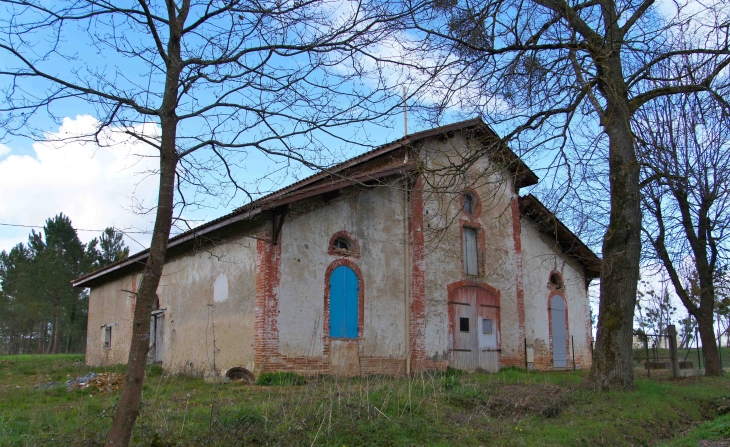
[329,266,358,338]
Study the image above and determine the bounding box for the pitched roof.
[73,117,538,287]
[518,194,601,279]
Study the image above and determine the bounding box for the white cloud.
[0,115,161,253]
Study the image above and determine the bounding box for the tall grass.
[1,354,729,446]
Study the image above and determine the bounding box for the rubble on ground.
[36,372,124,394]
[68,372,124,394]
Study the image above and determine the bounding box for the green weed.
[254,371,307,386]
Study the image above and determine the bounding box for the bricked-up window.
[463,227,478,275]
[104,326,112,348]
[459,317,470,332]
[482,319,493,334]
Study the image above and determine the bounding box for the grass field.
[1,354,730,446]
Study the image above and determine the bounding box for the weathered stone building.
[73,118,600,378]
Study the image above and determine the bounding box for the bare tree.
[403,0,730,388]
[636,91,730,376]
[0,1,410,444]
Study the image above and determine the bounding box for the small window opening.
[152,294,160,311]
[104,326,112,348]
[333,237,352,251]
[463,193,474,215]
[550,273,563,290]
[482,319,493,334]
[459,317,470,332]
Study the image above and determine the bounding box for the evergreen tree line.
[0,214,129,355]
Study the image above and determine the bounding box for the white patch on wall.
[214,274,229,302]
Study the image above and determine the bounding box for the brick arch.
[323,259,365,354]
[447,279,499,298]
[547,290,570,367]
[328,230,361,258]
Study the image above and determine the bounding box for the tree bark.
[105,4,184,445]
[698,311,723,375]
[588,48,642,390]
[53,314,61,354]
[105,135,178,447]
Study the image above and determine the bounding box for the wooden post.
[667,325,679,379]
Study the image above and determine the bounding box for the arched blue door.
[329,266,359,338]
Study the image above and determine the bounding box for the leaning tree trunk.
[105,43,182,447]
[588,52,642,390]
[104,4,186,445]
[105,138,178,446]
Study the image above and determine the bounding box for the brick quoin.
[510,194,527,368]
[409,176,427,372]
[254,236,281,373]
[130,276,137,316]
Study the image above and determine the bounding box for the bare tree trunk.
[589,53,642,389]
[699,312,723,375]
[52,314,61,354]
[105,143,177,446]
[105,7,184,445]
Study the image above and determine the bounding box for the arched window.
[463,192,476,215]
[328,231,360,257]
[333,237,352,251]
[329,265,359,338]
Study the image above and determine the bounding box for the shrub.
[254,371,307,386]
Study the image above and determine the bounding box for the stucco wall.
[419,134,522,367]
[275,183,408,364]
[521,218,593,370]
[86,230,259,376]
[86,275,138,366]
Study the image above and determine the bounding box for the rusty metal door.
[450,286,500,372]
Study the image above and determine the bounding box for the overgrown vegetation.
[254,372,307,387]
[1,354,728,446]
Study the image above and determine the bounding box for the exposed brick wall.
[409,176,427,372]
[254,236,281,373]
[510,195,526,368]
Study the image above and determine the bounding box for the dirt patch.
[484,383,568,419]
